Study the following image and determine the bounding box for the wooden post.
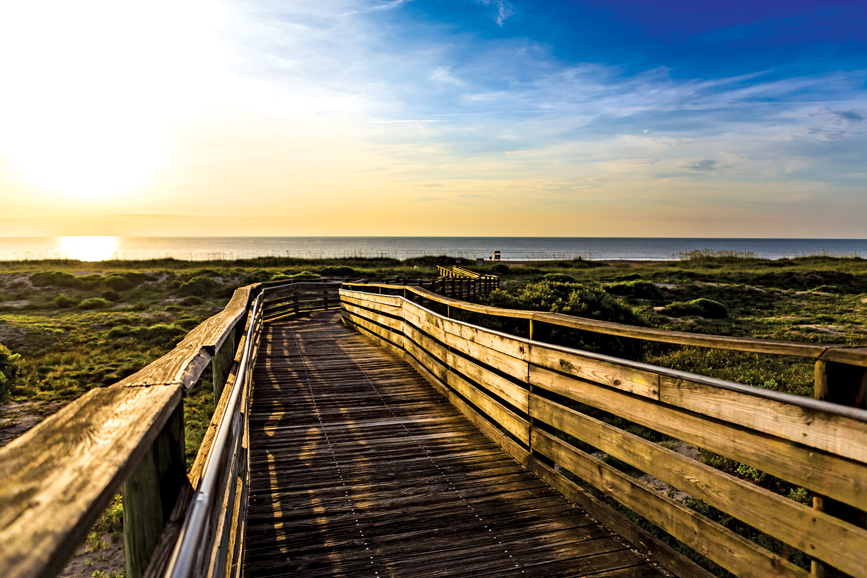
[529,319,552,343]
[212,328,236,401]
[293,293,299,316]
[124,402,188,578]
[812,359,867,577]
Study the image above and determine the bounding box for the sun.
[0,0,230,198]
[60,236,119,261]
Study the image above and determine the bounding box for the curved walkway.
[243,310,667,578]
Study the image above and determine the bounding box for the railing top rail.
[165,291,264,578]
[114,284,257,389]
[340,283,867,366]
[339,287,867,423]
[453,265,497,279]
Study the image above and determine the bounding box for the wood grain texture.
[445,370,530,445]
[243,311,666,578]
[529,364,867,509]
[445,349,529,412]
[0,385,182,578]
[531,429,811,578]
[529,342,660,400]
[530,395,867,577]
[659,375,867,465]
[525,457,716,578]
[123,403,187,578]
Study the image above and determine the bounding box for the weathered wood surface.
[243,311,667,577]
[528,363,867,509]
[531,395,867,577]
[342,287,867,576]
[531,430,810,578]
[0,385,183,578]
[117,284,257,389]
[345,283,867,366]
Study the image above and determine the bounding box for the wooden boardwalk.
[242,311,667,578]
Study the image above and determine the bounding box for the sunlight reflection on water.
[59,236,119,261]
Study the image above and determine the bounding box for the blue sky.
[0,0,865,236]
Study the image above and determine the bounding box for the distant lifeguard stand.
[492,250,501,261]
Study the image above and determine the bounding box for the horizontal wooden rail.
[343,282,867,367]
[339,287,867,578]
[436,264,498,280]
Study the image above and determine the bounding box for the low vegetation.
[1,251,864,577]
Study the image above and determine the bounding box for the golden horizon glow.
[0,2,864,238]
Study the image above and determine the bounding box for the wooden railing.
[0,279,340,578]
[354,274,499,301]
[259,281,343,322]
[437,264,499,286]
[339,284,867,578]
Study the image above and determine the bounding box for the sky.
[0,0,865,237]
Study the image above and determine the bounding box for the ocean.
[1,237,866,262]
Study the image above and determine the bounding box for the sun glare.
[60,236,119,262]
[0,0,231,198]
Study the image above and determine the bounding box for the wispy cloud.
[684,160,718,172]
[476,0,515,26]
[341,0,411,17]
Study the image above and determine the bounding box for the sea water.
[1,237,866,262]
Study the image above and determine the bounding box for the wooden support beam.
[813,359,867,577]
[123,402,188,578]
[212,327,235,401]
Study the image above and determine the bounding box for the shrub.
[615,273,642,281]
[402,255,453,267]
[0,344,24,402]
[290,271,321,279]
[660,298,728,319]
[481,280,647,358]
[270,273,292,281]
[249,270,273,283]
[102,275,134,292]
[54,293,76,308]
[105,326,136,340]
[30,271,84,288]
[100,290,121,302]
[178,276,219,296]
[606,280,662,300]
[144,323,186,345]
[320,265,360,277]
[181,296,203,306]
[78,297,113,309]
[542,273,576,283]
[491,263,511,274]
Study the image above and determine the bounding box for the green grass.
[2,253,864,576]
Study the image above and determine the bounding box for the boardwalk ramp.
[243,311,666,578]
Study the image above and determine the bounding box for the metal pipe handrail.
[165,291,263,578]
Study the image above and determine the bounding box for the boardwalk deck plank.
[242,311,668,578]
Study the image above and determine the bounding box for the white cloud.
[475,1,515,26]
